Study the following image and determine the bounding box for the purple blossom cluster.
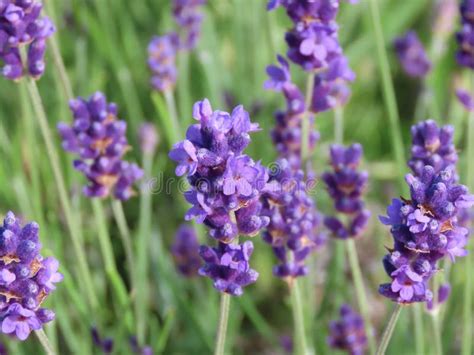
[379,164,474,303]
[148,33,178,92]
[199,241,258,296]
[408,120,457,177]
[456,0,474,69]
[148,1,206,92]
[171,224,201,277]
[322,144,370,239]
[0,212,62,340]
[265,55,319,169]
[169,99,269,295]
[267,0,355,112]
[172,0,206,50]
[262,159,325,279]
[57,92,143,200]
[328,304,367,355]
[393,31,432,78]
[0,0,55,80]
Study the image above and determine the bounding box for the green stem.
[431,313,443,355]
[462,89,474,355]
[48,34,74,102]
[164,89,182,138]
[136,151,154,344]
[368,0,406,188]
[376,304,402,355]
[214,293,231,355]
[300,73,316,165]
[111,199,135,288]
[346,239,376,355]
[290,279,309,355]
[334,106,344,144]
[23,78,98,310]
[413,304,425,355]
[35,329,56,355]
[91,199,131,328]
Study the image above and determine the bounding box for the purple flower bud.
[328,304,367,355]
[172,0,206,49]
[171,225,201,277]
[394,31,432,78]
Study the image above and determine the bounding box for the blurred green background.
[0,0,471,354]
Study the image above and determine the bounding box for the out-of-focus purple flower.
[171,225,201,277]
[129,336,153,355]
[0,212,62,340]
[0,1,56,80]
[170,99,268,294]
[148,33,178,92]
[138,122,159,155]
[408,120,457,177]
[394,31,432,78]
[280,334,293,353]
[379,160,474,303]
[91,327,114,354]
[199,241,259,296]
[172,0,206,49]
[456,88,474,111]
[267,0,339,24]
[262,159,325,280]
[322,144,370,239]
[58,92,143,200]
[456,0,474,69]
[328,304,367,355]
[427,283,451,311]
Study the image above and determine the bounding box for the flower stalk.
[376,304,402,355]
[35,329,56,355]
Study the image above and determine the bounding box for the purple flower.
[0,1,55,80]
[267,0,339,24]
[262,159,325,280]
[199,241,258,296]
[138,122,159,155]
[129,335,153,355]
[0,212,62,340]
[427,283,451,311]
[1,303,41,341]
[91,327,114,354]
[172,0,206,49]
[322,144,370,239]
[456,88,474,111]
[408,120,457,177]
[328,304,367,355]
[457,1,474,69]
[147,33,178,92]
[379,161,474,303]
[170,99,268,294]
[394,31,432,78]
[171,225,201,277]
[58,92,143,200]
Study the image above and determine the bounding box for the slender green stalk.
[111,199,135,287]
[91,199,131,329]
[368,0,405,188]
[35,329,56,355]
[431,313,443,355]
[413,304,425,355]
[334,106,344,144]
[376,304,403,355]
[300,73,316,165]
[462,85,474,355]
[215,293,231,355]
[290,279,309,355]
[346,239,376,355]
[23,78,98,310]
[164,89,182,138]
[136,151,154,344]
[48,34,74,102]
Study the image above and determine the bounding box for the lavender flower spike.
[379,165,474,303]
[0,1,56,81]
[394,31,432,78]
[322,144,370,239]
[172,0,206,50]
[58,92,143,200]
[457,0,474,69]
[169,99,268,294]
[0,212,63,340]
[148,33,178,92]
[171,224,201,277]
[328,304,367,355]
[408,119,457,177]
